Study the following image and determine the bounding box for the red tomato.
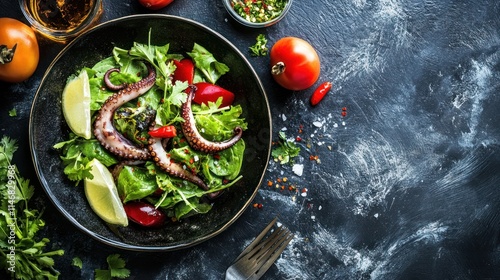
[172,58,194,85]
[124,201,166,227]
[270,37,320,91]
[138,0,173,10]
[0,18,39,83]
[193,82,235,108]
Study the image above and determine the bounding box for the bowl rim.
[29,14,272,251]
[222,0,293,28]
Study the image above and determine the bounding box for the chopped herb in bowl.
[223,0,292,28]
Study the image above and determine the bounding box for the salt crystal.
[311,215,316,221]
[318,205,322,210]
[313,121,322,127]
[292,164,303,176]
[333,123,338,128]
[342,121,346,126]
[301,191,307,197]
[282,114,287,121]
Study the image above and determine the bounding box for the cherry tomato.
[193,82,235,108]
[138,0,174,10]
[124,201,166,227]
[172,58,194,85]
[148,125,177,138]
[0,18,39,83]
[310,81,332,106]
[270,37,320,91]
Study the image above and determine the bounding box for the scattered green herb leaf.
[72,257,83,269]
[94,254,130,280]
[249,34,268,56]
[271,131,300,164]
[8,108,16,117]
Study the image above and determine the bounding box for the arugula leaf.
[187,43,229,84]
[272,131,301,164]
[0,136,64,279]
[193,103,248,141]
[249,34,269,56]
[53,134,118,184]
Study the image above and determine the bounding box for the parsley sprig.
[0,136,64,279]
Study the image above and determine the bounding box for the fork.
[225,217,294,280]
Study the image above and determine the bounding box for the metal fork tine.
[250,229,294,280]
[225,218,294,280]
[251,226,286,261]
[234,217,278,262]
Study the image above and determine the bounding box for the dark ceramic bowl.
[29,15,271,251]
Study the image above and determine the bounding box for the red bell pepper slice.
[193,82,235,108]
[124,201,166,227]
[148,125,177,138]
[172,58,195,85]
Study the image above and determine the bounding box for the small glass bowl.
[222,0,293,28]
[19,0,103,43]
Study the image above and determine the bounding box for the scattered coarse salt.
[292,164,304,176]
[281,127,288,131]
[282,114,287,121]
[318,205,322,210]
[333,123,338,128]
[311,215,316,221]
[342,121,346,126]
[313,121,322,127]
[301,191,307,197]
[194,155,199,162]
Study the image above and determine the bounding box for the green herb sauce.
[231,0,288,23]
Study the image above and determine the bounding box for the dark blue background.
[1,0,499,279]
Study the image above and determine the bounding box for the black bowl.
[29,15,271,251]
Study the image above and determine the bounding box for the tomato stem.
[271,61,286,75]
[0,43,16,64]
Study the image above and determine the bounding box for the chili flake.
[231,0,289,23]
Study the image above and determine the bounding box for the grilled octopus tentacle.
[94,63,156,160]
[181,86,243,154]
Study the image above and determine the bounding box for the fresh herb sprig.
[272,131,300,164]
[0,136,64,279]
[249,34,269,57]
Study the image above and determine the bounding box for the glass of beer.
[19,0,103,43]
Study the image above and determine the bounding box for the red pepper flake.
[137,101,141,107]
[252,203,263,209]
[309,155,319,161]
[223,179,230,184]
[296,136,302,142]
[189,158,194,164]
[213,154,221,160]
[267,180,273,187]
[280,185,285,190]
[341,107,347,117]
[298,124,304,134]
[277,178,282,183]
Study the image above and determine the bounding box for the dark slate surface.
[1,0,499,279]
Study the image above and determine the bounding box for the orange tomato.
[0,18,39,83]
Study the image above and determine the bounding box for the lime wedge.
[84,158,128,226]
[62,70,91,139]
